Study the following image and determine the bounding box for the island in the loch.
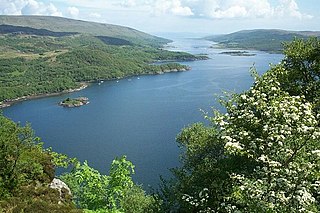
[219,51,256,56]
[59,97,89,108]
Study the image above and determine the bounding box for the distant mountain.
[0,15,170,46]
[204,29,320,53]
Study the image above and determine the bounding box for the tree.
[219,68,319,212]
[61,156,158,213]
[280,38,320,112]
[162,38,320,212]
[0,113,79,212]
[0,114,54,197]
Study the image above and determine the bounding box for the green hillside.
[0,16,206,105]
[204,29,320,53]
[0,15,169,46]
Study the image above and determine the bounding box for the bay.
[2,38,283,188]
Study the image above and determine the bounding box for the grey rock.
[49,178,72,202]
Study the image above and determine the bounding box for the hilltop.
[0,15,169,46]
[204,29,320,53]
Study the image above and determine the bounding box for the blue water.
[3,39,283,188]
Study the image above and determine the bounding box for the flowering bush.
[220,67,320,212]
[165,38,320,212]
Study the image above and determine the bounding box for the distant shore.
[0,66,195,109]
[0,83,88,109]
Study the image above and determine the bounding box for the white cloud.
[152,0,194,16]
[21,0,41,15]
[0,0,62,16]
[205,0,273,19]
[274,0,313,19]
[61,0,112,9]
[0,0,313,22]
[0,0,22,15]
[21,0,62,16]
[67,6,79,18]
[210,5,248,19]
[112,0,311,19]
[183,0,312,19]
[45,3,62,16]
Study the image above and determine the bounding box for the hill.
[0,15,169,46]
[204,29,320,53]
[0,16,207,105]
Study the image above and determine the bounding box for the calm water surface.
[3,39,283,188]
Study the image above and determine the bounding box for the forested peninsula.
[205,29,320,53]
[0,16,207,107]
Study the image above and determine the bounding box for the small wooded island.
[59,97,89,107]
[219,51,256,56]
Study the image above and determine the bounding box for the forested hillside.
[205,29,320,53]
[0,16,206,105]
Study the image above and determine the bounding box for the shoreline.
[0,83,88,109]
[0,66,193,109]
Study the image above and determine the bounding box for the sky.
[0,0,319,36]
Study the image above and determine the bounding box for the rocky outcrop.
[49,178,72,204]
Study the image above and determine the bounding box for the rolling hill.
[0,15,169,46]
[204,29,320,53]
[0,15,206,105]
